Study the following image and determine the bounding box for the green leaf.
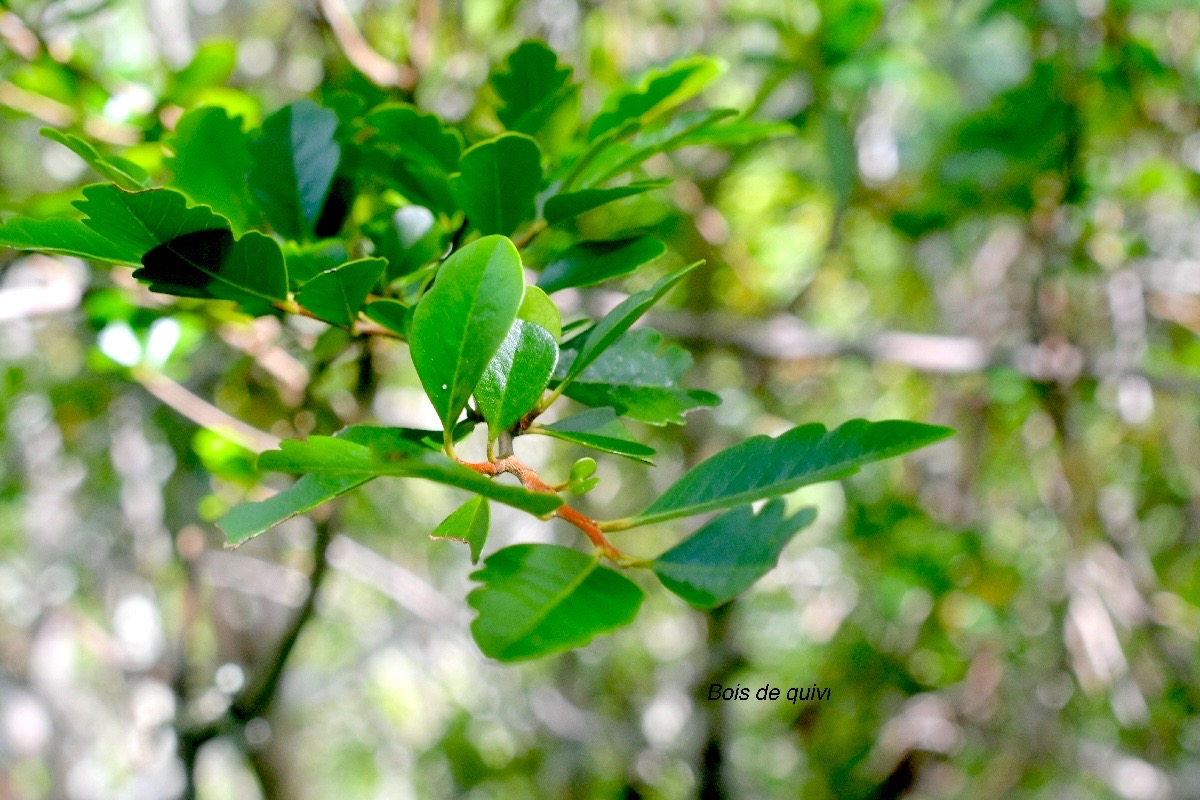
[219,425,446,545]
[561,262,699,384]
[81,185,231,261]
[652,501,817,608]
[450,133,543,236]
[0,217,144,265]
[373,205,446,281]
[167,106,260,232]
[491,41,573,131]
[295,257,386,327]
[621,420,955,528]
[258,432,562,516]
[588,56,723,141]
[409,235,526,430]
[517,285,561,338]
[135,229,288,314]
[532,407,656,464]
[248,100,342,240]
[543,179,670,225]
[166,40,237,106]
[468,544,643,661]
[362,299,409,336]
[537,237,666,295]
[282,239,349,288]
[475,320,558,438]
[41,128,149,189]
[431,496,490,564]
[362,103,462,173]
[585,108,737,186]
[672,118,796,148]
[556,329,718,426]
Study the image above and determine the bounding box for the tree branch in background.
[131,366,282,453]
[318,0,417,89]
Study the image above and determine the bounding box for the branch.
[317,0,416,89]
[132,366,281,453]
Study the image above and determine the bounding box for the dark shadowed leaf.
[450,133,543,236]
[537,237,666,294]
[248,100,342,240]
[468,544,643,661]
[409,235,526,430]
[532,407,655,463]
[135,229,288,314]
[295,257,386,327]
[431,496,490,564]
[652,501,817,608]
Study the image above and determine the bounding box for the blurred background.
[3,0,1200,798]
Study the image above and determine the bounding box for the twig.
[132,366,281,453]
[317,0,416,89]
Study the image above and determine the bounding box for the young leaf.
[532,407,656,464]
[475,320,558,438]
[543,179,670,225]
[652,501,817,608]
[248,100,342,240]
[450,133,543,236]
[431,496,490,564]
[136,229,288,314]
[561,261,699,384]
[467,544,643,661]
[619,420,955,528]
[517,285,561,338]
[588,56,723,141]
[536,237,666,295]
[556,329,718,426]
[362,299,409,337]
[409,235,526,430]
[491,41,573,131]
[167,106,259,232]
[295,257,386,327]
[41,128,149,190]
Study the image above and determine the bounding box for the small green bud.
[569,457,597,482]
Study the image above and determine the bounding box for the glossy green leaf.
[561,262,699,384]
[537,237,666,295]
[431,496,490,564]
[0,217,143,265]
[219,425,446,545]
[468,544,643,661]
[257,432,562,516]
[620,420,955,528]
[41,128,149,189]
[135,229,288,314]
[82,185,231,259]
[362,103,462,173]
[532,407,655,463]
[362,299,409,336]
[475,320,558,437]
[517,285,561,338]
[167,106,259,232]
[295,257,386,327]
[543,179,670,225]
[409,235,526,430]
[248,100,341,240]
[556,329,718,426]
[282,239,349,288]
[450,133,543,236]
[652,501,817,608]
[491,40,574,132]
[588,56,723,141]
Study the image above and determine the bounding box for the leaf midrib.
[499,555,599,657]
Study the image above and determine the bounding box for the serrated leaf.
[0,217,144,265]
[431,496,489,564]
[409,235,526,430]
[282,239,349,289]
[517,285,561,338]
[543,179,670,225]
[652,501,817,608]
[468,544,643,661]
[475,319,558,437]
[135,229,288,314]
[362,299,409,336]
[492,41,573,131]
[362,103,462,173]
[248,100,341,240]
[537,237,666,295]
[621,420,955,528]
[451,133,543,236]
[41,128,149,189]
[257,432,562,516]
[561,262,699,385]
[167,106,259,232]
[219,425,447,545]
[555,328,718,426]
[295,257,386,327]
[588,56,724,141]
[532,407,655,463]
